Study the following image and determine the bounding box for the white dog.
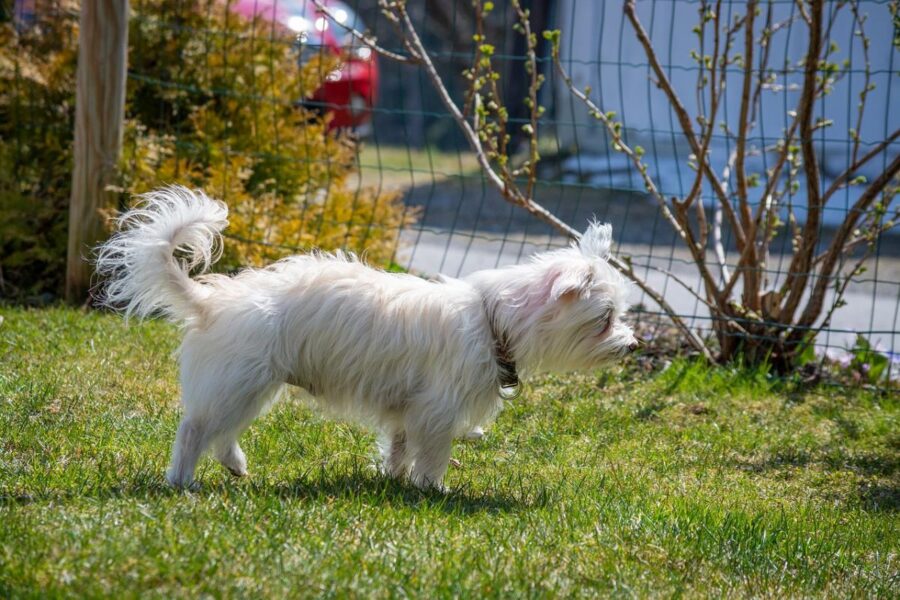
[96,186,636,490]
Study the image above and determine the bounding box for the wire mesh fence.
[4,0,899,384]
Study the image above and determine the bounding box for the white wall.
[553,0,899,226]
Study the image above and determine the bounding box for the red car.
[232,0,379,132]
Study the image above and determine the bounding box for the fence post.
[65,0,129,303]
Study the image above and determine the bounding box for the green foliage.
[794,332,818,367]
[0,1,413,300]
[0,12,78,299]
[847,334,890,384]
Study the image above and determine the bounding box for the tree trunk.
[65,0,129,303]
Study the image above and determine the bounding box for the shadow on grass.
[858,481,900,513]
[733,446,899,478]
[0,479,177,507]
[731,447,899,513]
[1,468,549,514]
[264,469,548,515]
[634,400,668,421]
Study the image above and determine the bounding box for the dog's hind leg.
[167,381,281,488]
[166,416,210,489]
[212,382,283,478]
[214,440,249,477]
[167,341,281,488]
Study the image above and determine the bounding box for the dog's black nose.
[627,342,639,352]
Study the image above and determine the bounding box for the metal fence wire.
[8,0,900,381]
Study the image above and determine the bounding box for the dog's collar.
[495,344,519,391]
[481,298,519,393]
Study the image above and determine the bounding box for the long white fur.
[96,185,636,490]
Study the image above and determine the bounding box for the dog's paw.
[165,469,199,491]
[409,474,449,494]
[226,465,248,478]
[463,426,485,441]
[415,481,449,494]
[216,443,248,477]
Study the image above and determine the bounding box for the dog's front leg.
[380,430,410,478]
[406,427,453,491]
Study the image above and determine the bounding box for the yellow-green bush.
[122,0,414,270]
[0,0,414,299]
[0,8,77,299]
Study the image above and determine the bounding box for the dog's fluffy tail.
[95,185,229,323]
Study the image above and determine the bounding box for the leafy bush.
[0,0,414,300]
[123,0,413,268]
[0,8,77,299]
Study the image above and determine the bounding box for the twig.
[685,1,738,248]
[309,0,582,243]
[735,0,757,231]
[720,7,796,303]
[684,0,723,216]
[817,205,900,262]
[795,248,872,354]
[778,0,825,325]
[735,0,759,310]
[385,1,579,239]
[637,262,749,335]
[713,148,739,282]
[611,256,714,361]
[794,0,812,26]
[551,46,728,306]
[623,0,745,250]
[821,128,900,205]
[795,151,900,330]
[476,2,513,186]
[309,0,418,63]
[512,0,542,202]
[550,51,680,237]
[847,1,871,166]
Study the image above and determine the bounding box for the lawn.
[357,143,482,190]
[1,307,897,597]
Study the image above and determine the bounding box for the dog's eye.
[596,316,612,337]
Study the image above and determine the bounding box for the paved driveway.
[397,227,900,358]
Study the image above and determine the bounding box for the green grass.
[1,307,897,597]
[357,144,481,190]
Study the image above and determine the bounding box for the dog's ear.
[579,222,613,259]
[548,262,594,301]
